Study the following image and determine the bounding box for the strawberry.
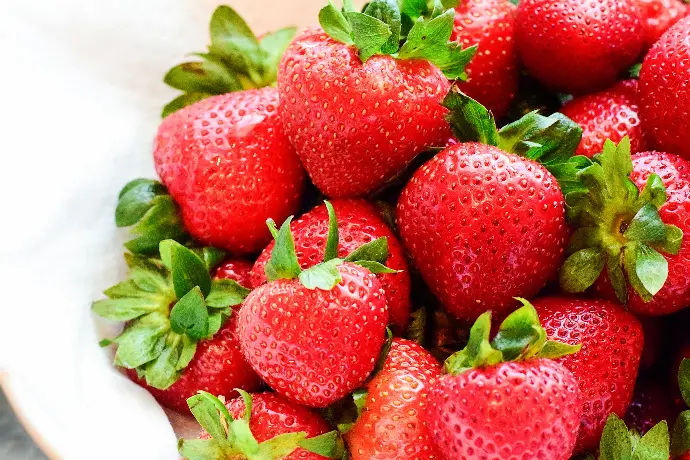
[237,204,392,407]
[250,199,412,331]
[533,296,644,451]
[179,391,343,460]
[277,1,476,197]
[638,0,689,51]
[425,300,583,459]
[93,242,261,412]
[625,377,678,436]
[215,258,254,288]
[639,16,690,159]
[397,88,580,321]
[451,0,518,119]
[515,0,644,94]
[561,80,647,159]
[346,338,443,459]
[561,141,690,315]
[153,87,306,254]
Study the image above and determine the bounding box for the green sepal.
[629,63,642,79]
[264,217,302,282]
[160,240,213,299]
[170,287,209,340]
[559,248,606,294]
[444,312,502,375]
[369,327,393,380]
[405,307,427,346]
[442,85,499,146]
[599,414,669,460]
[324,201,340,262]
[298,431,346,459]
[671,410,690,457]
[206,279,251,308]
[332,388,369,434]
[299,258,344,290]
[344,237,390,264]
[679,358,690,407]
[193,247,227,271]
[353,260,398,274]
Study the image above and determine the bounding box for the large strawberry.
[397,88,582,321]
[533,296,644,451]
[178,391,343,460]
[93,242,261,413]
[277,1,476,197]
[515,0,644,94]
[215,258,254,288]
[561,80,647,159]
[251,199,411,331]
[639,16,690,159]
[638,0,689,51]
[425,300,583,459]
[346,338,443,459]
[238,206,392,407]
[153,87,305,254]
[559,142,690,316]
[451,0,518,119]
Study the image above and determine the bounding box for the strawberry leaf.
[599,414,633,460]
[353,260,398,274]
[206,279,250,308]
[164,58,242,95]
[442,85,500,146]
[559,248,606,294]
[362,0,402,54]
[299,258,343,290]
[679,358,690,407]
[405,307,428,346]
[345,11,393,62]
[632,421,669,460]
[169,287,209,340]
[345,237,389,264]
[264,217,302,282]
[324,201,340,262]
[444,312,502,374]
[319,2,355,44]
[671,410,690,457]
[162,92,211,118]
[161,240,212,298]
[298,431,345,458]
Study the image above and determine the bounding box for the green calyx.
[263,200,399,291]
[443,298,581,375]
[179,391,345,460]
[672,358,690,457]
[559,137,683,304]
[599,414,669,460]
[443,85,590,195]
[93,241,251,390]
[319,0,476,79]
[162,5,297,117]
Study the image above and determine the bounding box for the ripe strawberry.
[153,87,305,254]
[238,208,391,407]
[277,2,476,197]
[639,16,690,159]
[397,89,576,321]
[215,258,254,288]
[533,296,644,451]
[179,391,342,460]
[561,80,647,159]
[638,0,689,51]
[251,199,411,331]
[346,339,443,459]
[425,300,583,459]
[560,141,689,316]
[515,0,644,94]
[93,242,261,413]
[625,377,678,435]
[451,0,518,119]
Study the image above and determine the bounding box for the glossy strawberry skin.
[396,143,568,321]
[451,0,518,120]
[624,377,679,435]
[347,339,443,460]
[214,259,254,288]
[153,87,305,254]
[238,262,388,408]
[595,152,690,315]
[515,0,644,94]
[426,360,582,460]
[639,16,690,159]
[127,316,262,414]
[250,200,411,331]
[277,28,451,198]
[533,297,644,452]
[638,0,689,51]
[561,80,647,159]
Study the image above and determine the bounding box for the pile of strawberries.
[93,0,690,458]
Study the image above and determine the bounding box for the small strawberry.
[179,391,343,460]
[346,338,443,459]
[238,203,393,407]
[93,242,260,412]
[561,80,647,159]
[397,88,580,321]
[250,199,411,331]
[515,0,644,94]
[215,259,254,288]
[533,296,644,451]
[560,142,689,316]
[277,1,476,197]
[625,377,678,436]
[153,87,306,254]
[451,0,518,119]
[639,16,690,159]
[638,0,689,51]
[598,414,671,460]
[425,299,583,459]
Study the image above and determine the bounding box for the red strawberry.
[153,87,305,254]
[277,3,476,197]
[515,0,644,94]
[561,80,647,159]
[625,377,679,435]
[451,0,518,119]
[215,259,254,288]
[533,296,644,451]
[346,338,443,459]
[638,0,689,51]
[639,16,690,159]
[425,301,583,459]
[250,199,411,331]
[179,391,341,459]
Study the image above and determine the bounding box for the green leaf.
[116,179,166,227]
[442,85,499,146]
[299,431,345,459]
[370,327,393,379]
[345,11,392,62]
[679,358,690,407]
[624,203,667,243]
[264,217,302,281]
[600,414,633,460]
[163,59,241,95]
[209,5,262,79]
[92,297,163,321]
[259,27,298,83]
[206,308,231,339]
[629,63,642,79]
[399,0,427,19]
[353,260,398,274]
[126,195,188,255]
[192,247,227,271]
[319,2,354,45]
[537,340,581,359]
[110,314,169,368]
[324,201,340,262]
[299,258,343,290]
[671,410,690,457]
[170,287,209,340]
[632,421,669,460]
[162,240,212,298]
[625,242,668,300]
[345,237,390,264]
[144,338,183,389]
[559,248,606,294]
[206,279,251,308]
[639,174,667,208]
[178,438,225,460]
[177,335,198,371]
[606,249,628,304]
[444,312,503,375]
[405,307,427,345]
[187,391,234,441]
[162,92,211,118]
[657,225,683,255]
[491,298,546,361]
[363,0,402,54]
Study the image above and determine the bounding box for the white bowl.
[0,1,351,458]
